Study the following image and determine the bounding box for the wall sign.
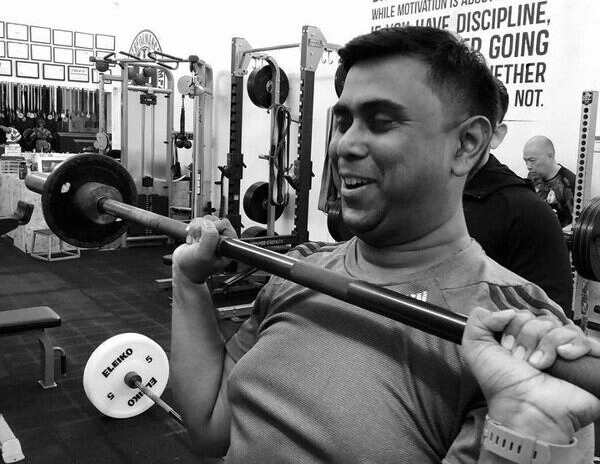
[31,44,52,61]
[369,0,553,120]
[16,61,39,78]
[7,42,28,59]
[129,29,164,87]
[68,65,89,82]
[43,63,65,81]
[6,23,28,41]
[53,29,73,47]
[75,31,94,49]
[30,26,51,44]
[0,59,12,76]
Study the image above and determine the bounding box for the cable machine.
[92,52,213,244]
[220,25,340,249]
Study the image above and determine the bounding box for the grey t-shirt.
[224,238,568,463]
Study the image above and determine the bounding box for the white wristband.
[482,415,578,464]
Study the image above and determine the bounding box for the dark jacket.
[464,154,573,317]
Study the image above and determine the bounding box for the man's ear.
[451,115,492,177]
[490,123,508,150]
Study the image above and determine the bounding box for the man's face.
[522,145,551,179]
[328,55,462,245]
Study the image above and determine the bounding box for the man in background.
[464,83,574,317]
[523,135,576,227]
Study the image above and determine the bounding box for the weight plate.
[334,64,347,98]
[241,226,268,238]
[247,65,290,109]
[41,154,137,248]
[573,200,593,279]
[83,333,170,419]
[243,181,285,224]
[573,198,600,281]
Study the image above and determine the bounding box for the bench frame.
[0,307,66,389]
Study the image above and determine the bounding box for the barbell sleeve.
[124,371,183,425]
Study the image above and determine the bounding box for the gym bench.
[0,306,66,389]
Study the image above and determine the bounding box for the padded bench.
[0,306,66,389]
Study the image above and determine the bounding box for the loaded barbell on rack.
[83,333,183,424]
[22,154,600,397]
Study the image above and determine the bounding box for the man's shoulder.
[558,165,576,186]
[287,240,348,262]
[437,247,566,320]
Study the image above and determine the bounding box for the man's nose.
[333,125,368,159]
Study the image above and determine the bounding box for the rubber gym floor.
[0,237,228,464]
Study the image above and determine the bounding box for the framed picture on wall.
[16,61,39,79]
[53,29,73,47]
[68,65,89,83]
[7,41,29,59]
[54,47,73,64]
[0,22,5,39]
[95,34,115,51]
[6,23,28,41]
[31,44,52,62]
[75,49,93,66]
[0,59,12,76]
[43,63,65,81]
[0,42,4,58]
[74,32,94,49]
[30,26,51,44]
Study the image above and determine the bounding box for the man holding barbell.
[170,26,599,463]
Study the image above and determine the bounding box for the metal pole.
[245,43,300,54]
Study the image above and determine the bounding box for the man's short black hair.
[338,26,499,129]
[495,78,509,123]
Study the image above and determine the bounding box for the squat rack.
[222,25,340,248]
[572,90,599,331]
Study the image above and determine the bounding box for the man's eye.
[368,117,395,132]
[335,116,352,133]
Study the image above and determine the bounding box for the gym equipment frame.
[92,52,214,241]
[222,25,340,249]
[572,90,600,331]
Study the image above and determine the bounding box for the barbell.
[24,154,600,398]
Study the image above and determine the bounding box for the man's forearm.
[170,267,232,455]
